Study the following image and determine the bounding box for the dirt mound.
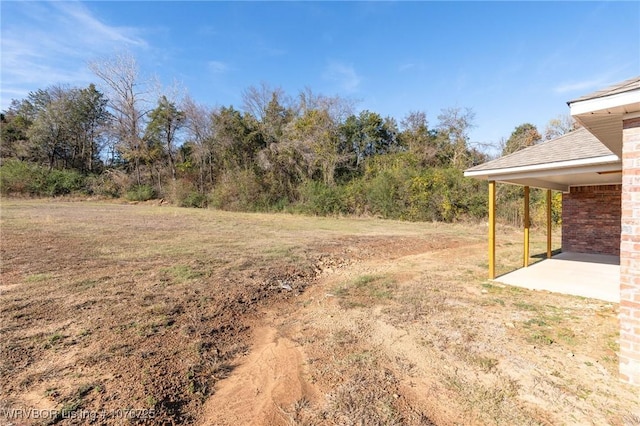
[200,326,318,426]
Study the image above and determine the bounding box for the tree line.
[0,53,572,224]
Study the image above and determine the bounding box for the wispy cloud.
[208,61,230,74]
[553,77,610,94]
[398,63,415,72]
[198,25,218,37]
[258,45,287,57]
[0,1,148,109]
[323,62,361,92]
[53,2,147,48]
[551,66,633,95]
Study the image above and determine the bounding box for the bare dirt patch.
[200,324,319,426]
[1,199,639,425]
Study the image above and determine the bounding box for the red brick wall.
[620,118,640,386]
[562,185,621,256]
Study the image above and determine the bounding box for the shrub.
[298,180,347,216]
[499,186,560,228]
[342,179,368,215]
[209,169,266,211]
[365,170,408,219]
[0,159,38,195]
[181,191,208,208]
[164,179,208,208]
[405,168,487,222]
[43,169,85,196]
[85,172,125,198]
[125,184,156,201]
[0,159,85,196]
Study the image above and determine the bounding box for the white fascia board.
[569,90,640,116]
[463,155,620,179]
[487,161,620,181]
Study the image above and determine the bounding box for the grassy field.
[1,199,638,425]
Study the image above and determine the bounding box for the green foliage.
[341,154,412,218]
[298,180,347,215]
[1,106,32,159]
[166,180,208,208]
[364,170,407,218]
[145,96,185,180]
[4,78,555,225]
[502,123,541,156]
[497,185,562,228]
[209,169,267,211]
[212,107,265,171]
[295,153,486,222]
[551,192,562,224]
[85,173,123,198]
[0,159,38,194]
[340,110,399,168]
[406,167,487,222]
[181,191,208,208]
[0,159,85,196]
[17,85,110,172]
[125,184,156,202]
[43,169,85,196]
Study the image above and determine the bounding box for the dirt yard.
[1,199,638,425]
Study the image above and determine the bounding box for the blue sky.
[1,1,639,152]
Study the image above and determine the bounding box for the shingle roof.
[568,76,640,104]
[465,127,615,173]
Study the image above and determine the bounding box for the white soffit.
[494,171,622,192]
[569,89,640,156]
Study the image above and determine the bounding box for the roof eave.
[568,90,640,115]
[568,89,640,157]
[463,154,620,180]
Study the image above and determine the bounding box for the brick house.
[464,76,640,385]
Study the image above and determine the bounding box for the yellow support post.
[524,186,530,267]
[488,181,496,279]
[546,190,552,259]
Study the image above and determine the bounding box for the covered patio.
[466,76,640,385]
[495,252,620,303]
[464,127,622,302]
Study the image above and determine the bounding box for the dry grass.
[1,199,639,425]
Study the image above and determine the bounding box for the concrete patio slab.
[494,252,620,303]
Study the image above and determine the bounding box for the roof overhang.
[569,89,640,157]
[464,155,621,192]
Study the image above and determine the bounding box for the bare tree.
[89,52,152,185]
[543,114,578,140]
[436,107,476,169]
[297,87,356,124]
[242,82,287,121]
[400,110,437,163]
[26,85,72,170]
[146,96,185,181]
[182,96,216,190]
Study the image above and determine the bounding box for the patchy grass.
[25,272,54,282]
[334,274,397,308]
[1,199,638,425]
